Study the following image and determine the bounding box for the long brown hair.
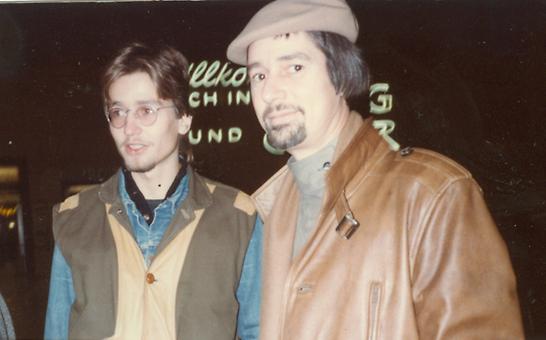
[102,42,194,162]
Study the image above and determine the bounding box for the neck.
[290,100,350,160]
[131,156,181,200]
[288,138,336,194]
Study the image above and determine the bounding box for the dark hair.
[102,42,194,161]
[307,31,369,98]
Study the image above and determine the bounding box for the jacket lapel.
[259,169,300,337]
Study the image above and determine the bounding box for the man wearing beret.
[227,0,524,339]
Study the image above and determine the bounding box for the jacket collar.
[322,114,390,238]
[181,167,213,211]
[98,173,120,205]
[98,166,212,213]
[253,112,387,220]
[323,113,387,213]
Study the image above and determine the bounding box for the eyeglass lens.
[107,105,159,128]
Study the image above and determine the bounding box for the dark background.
[0,1,544,338]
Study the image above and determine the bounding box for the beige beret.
[227,0,359,65]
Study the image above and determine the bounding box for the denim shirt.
[119,171,189,267]
[45,170,262,339]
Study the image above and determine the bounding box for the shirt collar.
[121,158,187,223]
[288,138,337,196]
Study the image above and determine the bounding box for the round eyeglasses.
[105,104,178,128]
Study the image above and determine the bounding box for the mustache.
[262,104,304,118]
[122,139,147,146]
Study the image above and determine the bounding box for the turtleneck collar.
[288,138,337,196]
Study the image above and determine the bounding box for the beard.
[119,139,179,174]
[123,159,155,173]
[265,122,307,150]
[263,104,307,150]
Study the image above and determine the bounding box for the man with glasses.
[45,42,261,340]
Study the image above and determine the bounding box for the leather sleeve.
[411,178,524,339]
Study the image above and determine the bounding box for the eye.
[250,73,266,82]
[108,107,126,118]
[288,64,304,73]
[137,105,156,117]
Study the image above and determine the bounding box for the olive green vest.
[53,169,256,340]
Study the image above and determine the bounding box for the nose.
[123,111,142,136]
[261,74,285,104]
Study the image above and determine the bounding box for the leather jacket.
[252,112,523,340]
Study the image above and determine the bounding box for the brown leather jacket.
[252,112,523,340]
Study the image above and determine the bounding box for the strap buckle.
[335,212,360,240]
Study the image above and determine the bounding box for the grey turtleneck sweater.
[288,140,337,258]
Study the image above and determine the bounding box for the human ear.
[177,114,192,135]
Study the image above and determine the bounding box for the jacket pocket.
[367,281,382,340]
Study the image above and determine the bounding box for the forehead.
[247,32,324,67]
[108,71,159,101]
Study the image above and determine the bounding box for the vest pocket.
[367,281,382,340]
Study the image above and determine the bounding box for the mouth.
[124,142,147,154]
[264,106,303,127]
